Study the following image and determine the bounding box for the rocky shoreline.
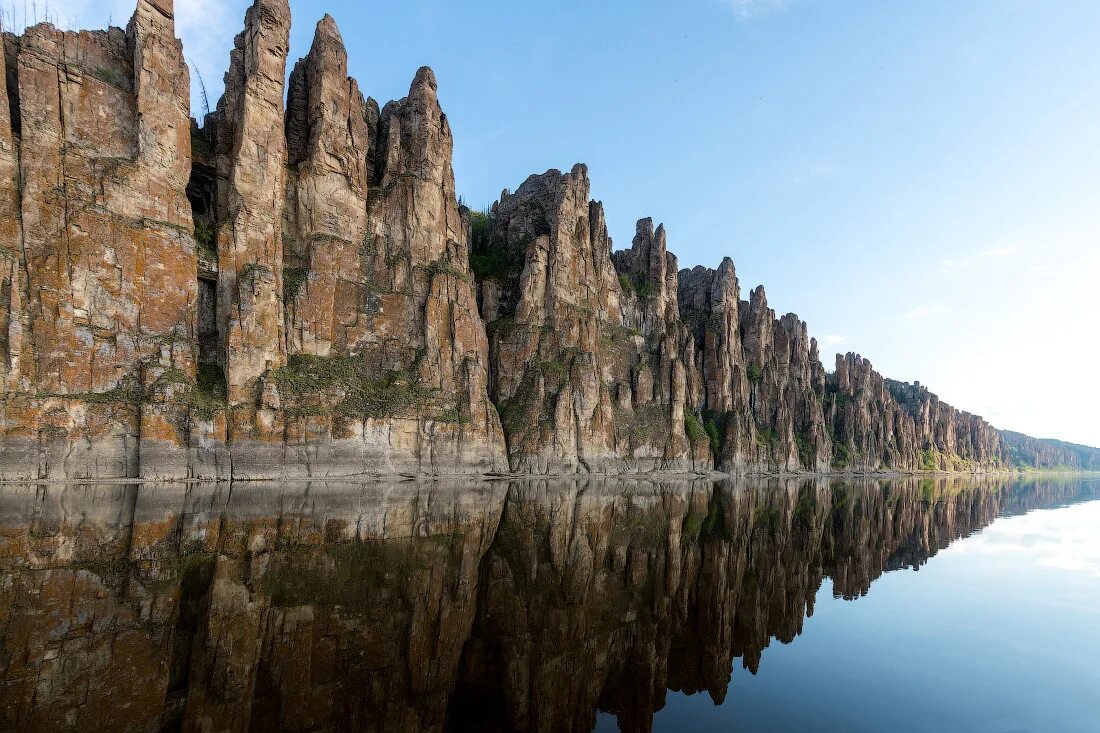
[0,0,1093,481]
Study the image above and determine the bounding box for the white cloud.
[941,257,972,269]
[721,0,792,20]
[824,334,846,346]
[903,305,948,320]
[949,502,1100,581]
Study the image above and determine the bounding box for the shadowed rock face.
[474,170,706,474]
[0,1,1081,479]
[0,476,1090,732]
[1001,430,1100,471]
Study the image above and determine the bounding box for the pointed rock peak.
[253,0,291,21]
[410,66,438,98]
[140,0,174,21]
[302,13,348,75]
[317,13,340,36]
[717,256,737,276]
[310,13,347,53]
[653,224,670,262]
[750,285,768,308]
[131,0,175,36]
[239,0,291,53]
[565,163,592,202]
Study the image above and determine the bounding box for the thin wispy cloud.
[824,334,846,346]
[721,0,792,21]
[904,305,948,320]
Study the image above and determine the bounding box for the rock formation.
[473,168,705,473]
[0,1,505,480]
[1001,430,1100,471]
[0,1,1089,479]
[0,0,198,481]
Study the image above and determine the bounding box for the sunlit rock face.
[0,1,197,481]
[0,476,1089,731]
[204,3,505,479]
[0,1,505,480]
[0,0,1068,478]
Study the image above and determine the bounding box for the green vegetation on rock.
[684,412,705,444]
[273,354,461,422]
[283,266,308,303]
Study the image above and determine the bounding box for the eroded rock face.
[0,2,505,480]
[0,1,1078,479]
[823,356,1008,472]
[283,15,370,359]
[473,169,707,473]
[0,1,199,481]
[885,377,1006,470]
[678,271,832,473]
[828,354,921,471]
[1001,430,1100,470]
[245,17,505,478]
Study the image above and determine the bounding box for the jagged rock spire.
[213,0,291,415]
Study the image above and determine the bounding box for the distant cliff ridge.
[0,0,1090,480]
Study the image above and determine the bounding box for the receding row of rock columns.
[0,0,1008,480]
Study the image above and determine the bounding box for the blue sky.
[27,0,1100,446]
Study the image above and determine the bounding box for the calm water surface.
[0,475,1096,732]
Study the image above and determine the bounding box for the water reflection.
[0,476,1094,732]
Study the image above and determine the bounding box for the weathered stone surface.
[827,353,921,471]
[205,0,291,476]
[265,54,506,477]
[1001,430,1100,471]
[283,15,370,358]
[885,376,1006,470]
[473,168,706,473]
[0,1,199,481]
[822,356,1008,472]
[0,3,505,480]
[0,1,1086,479]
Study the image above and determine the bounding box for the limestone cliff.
[473,167,705,473]
[0,1,505,480]
[1002,430,1100,471]
[0,1,198,481]
[0,1,1088,479]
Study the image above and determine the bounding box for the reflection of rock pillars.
[0,477,1092,730]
